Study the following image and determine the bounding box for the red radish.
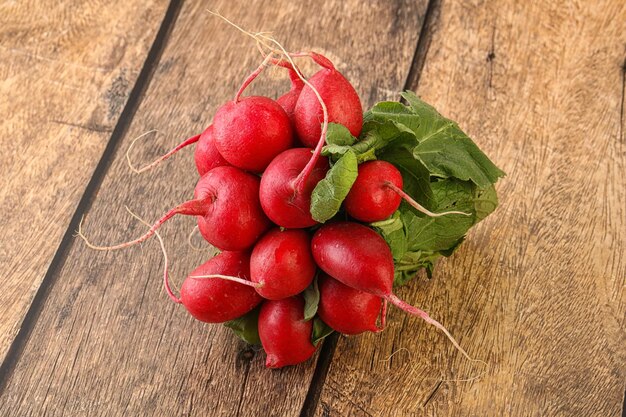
[293,53,362,148]
[194,167,271,250]
[125,58,301,176]
[311,221,471,359]
[345,160,403,222]
[212,95,293,173]
[259,148,329,228]
[210,56,294,173]
[179,251,262,323]
[258,296,317,368]
[345,160,471,220]
[250,228,316,300]
[318,273,386,335]
[194,125,230,176]
[79,166,270,253]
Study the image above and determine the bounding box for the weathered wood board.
[0,1,427,415]
[0,0,170,365]
[314,1,626,416]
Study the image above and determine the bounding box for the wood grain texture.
[315,0,626,416]
[0,1,426,415]
[0,0,169,365]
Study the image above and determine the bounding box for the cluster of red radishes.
[84,51,468,368]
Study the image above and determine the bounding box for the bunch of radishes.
[82,45,504,368]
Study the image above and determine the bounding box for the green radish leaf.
[393,250,442,285]
[363,101,421,133]
[325,123,357,146]
[310,150,358,222]
[224,307,261,345]
[473,185,499,222]
[400,92,505,188]
[311,317,335,346]
[302,275,320,321]
[414,132,505,189]
[402,179,477,252]
[371,212,407,261]
[322,123,358,161]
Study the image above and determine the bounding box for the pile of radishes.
[82,46,504,368]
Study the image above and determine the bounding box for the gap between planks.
[298,0,443,415]
[0,0,185,396]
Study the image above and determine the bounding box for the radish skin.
[311,221,472,360]
[259,148,329,228]
[318,273,385,335]
[258,296,317,368]
[293,53,362,148]
[250,228,316,300]
[180,251,262,323]
[345,160,403,222]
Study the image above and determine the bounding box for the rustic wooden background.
[1,0,624,416]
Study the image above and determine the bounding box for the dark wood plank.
[315,0,626,416]
[0,1,427,415]
[0,0,170,364]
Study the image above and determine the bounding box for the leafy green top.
[311,91,504,285]
[226,91,504,345]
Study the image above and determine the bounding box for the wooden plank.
[0,1,427,415]
[0,0,170,365]
[315,0,626,416]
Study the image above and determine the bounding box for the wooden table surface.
[1,1,624,416]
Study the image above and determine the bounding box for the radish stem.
[385,293,472,362]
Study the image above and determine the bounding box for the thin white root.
[125,129,159,173]
[385,182,472,217]
[380,347,411,363]
[187,226,203,251]
[124,206,181,303]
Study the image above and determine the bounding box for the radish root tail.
[77,199,206,251]
[384,182,471,218]
[124,206,181,304]
[376,299,388,332]
[208,10,329,192]
[188,274,262,288]
[234,53,275,102]
[126,131,201,174]
[385,293,472,362]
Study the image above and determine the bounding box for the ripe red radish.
[212,95,293,173]
[178,251,262,323]
[125,58,302,176]
[317,273,386,335]
[311,221,471,359]
[345,160,471,220]
[344,160,403,222]
[250,228,316,300]
[189,228,316,300]
[194,167,271,250]
[194,125,230,176]
[79,166,270,253]
[293,53,362,148]
[258,296,317,368]
[259,148,329,228]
